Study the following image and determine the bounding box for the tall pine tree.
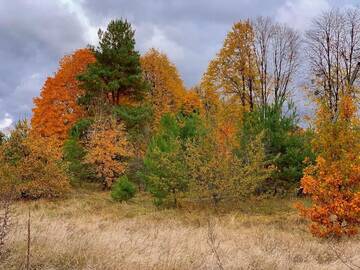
[78,19,148,115]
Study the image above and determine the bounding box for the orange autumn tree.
[200,21,256,143]
[32,48,95,143]
[215,99,244,155]
[84,118,132,188]
[198,81,243,154]
[180,90,203,116]
[198,79,221,116]
[298,95,360,237]
[140,48,186,129]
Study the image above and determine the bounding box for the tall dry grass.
[0,191,359,270]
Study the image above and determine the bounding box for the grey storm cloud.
[0,0,357,131]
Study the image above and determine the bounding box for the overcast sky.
[0,0,358,131]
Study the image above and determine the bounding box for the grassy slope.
[1,188,359,270]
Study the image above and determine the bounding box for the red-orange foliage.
[297,95,360,237]
[32,49,95,143]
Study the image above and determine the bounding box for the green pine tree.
[142,113,206,207]
[78,19,148,114]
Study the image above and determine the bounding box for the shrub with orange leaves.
[297,95,360,237]
[84,118,132,188]
[32,49,95,144]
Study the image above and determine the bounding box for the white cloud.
[59,0,100,45]
[0,113,13,130]
[276,0,330,31]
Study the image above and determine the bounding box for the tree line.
[0,8,359,238]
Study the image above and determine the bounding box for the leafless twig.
[207,218,224,270]
[26,208,31,270]
[328,240,360,270]
[0,190,13,256]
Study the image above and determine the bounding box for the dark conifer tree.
[78,19,148,114]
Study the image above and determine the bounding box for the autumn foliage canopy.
[32,49,95,143]
[1,15,359,239]
[297,96,360,237]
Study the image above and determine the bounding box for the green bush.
[240,103,315,194]
[63,119,96,184]
[124,157,145,191]
[111,176,136,202]
[113,103,153,157]
[142,113,206,207]
[68,118,93,139]
[63,139,96,184]
[113,104,153,130]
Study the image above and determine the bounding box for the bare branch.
[253,17,300,106]
[206,218,224,270]
[306,8,360,116]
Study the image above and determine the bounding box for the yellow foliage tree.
[201,21,258,111]
[180,90,203,116]
[193,84,221,116]
[84,118,132,188]
[185,130,271,206]
[0,120,70,199]
[140,48,186,128]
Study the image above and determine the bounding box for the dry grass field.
[1,188,359,270]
